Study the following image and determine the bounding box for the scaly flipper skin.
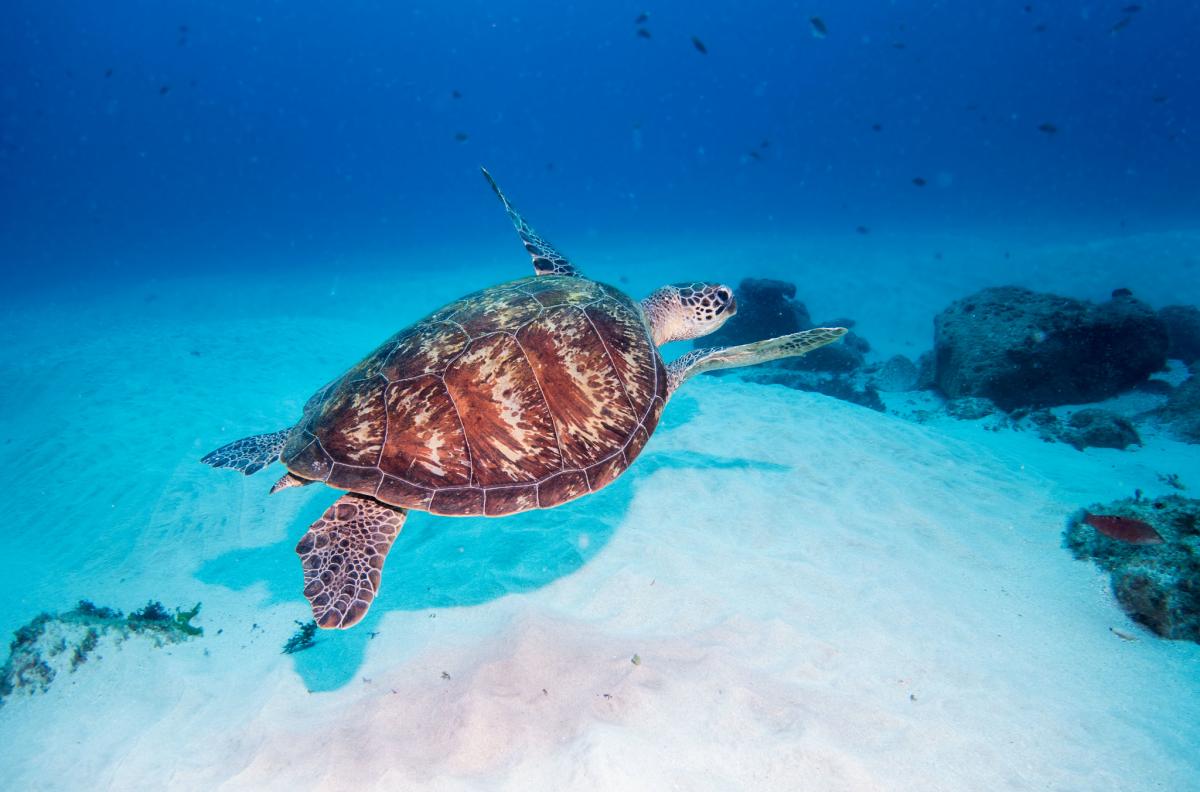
[481,167,580,277]
[200,430,290,475]
[666,327,848,397]
[296,493,407,629]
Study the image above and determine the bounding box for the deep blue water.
[2,1,1198,287]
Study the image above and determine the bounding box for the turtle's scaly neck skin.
[640,282,737,346]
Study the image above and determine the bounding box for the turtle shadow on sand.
[195,436,787,691]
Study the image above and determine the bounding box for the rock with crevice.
[933,286,1168,410]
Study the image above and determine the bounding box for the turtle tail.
[201,429,290,475]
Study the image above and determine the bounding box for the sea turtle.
[202,169,846,629]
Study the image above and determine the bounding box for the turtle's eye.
[716,289,730,302]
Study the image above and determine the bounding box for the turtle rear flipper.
[297,494,407,629]
[481,167,580,277]
[201,429,290,475]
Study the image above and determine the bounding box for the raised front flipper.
[666,327,848,397]
[296,493,407,629]
[481,167,580,277]
[201,429,290,475]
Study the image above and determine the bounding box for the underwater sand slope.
[0,241,1197,789]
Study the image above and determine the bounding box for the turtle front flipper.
[666,327,848,397]
[481,167,580,277]
[201,429,290,475]
[296,493,407,629]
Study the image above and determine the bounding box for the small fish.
[912,177,927,186]
[1121,5,1141,13]
[159,84,172,96]
[871,123,882,132]
[453,131,469,142]
[1083,513,1164,545]
[635,12,649,24]
[1110,627,1137,641]
[1034,23,1047,32]
[636,28,652,39]
[1023,4,1033,12]
[1037,122,1058,134]
[747,149,762,161]
[691,36,707,54]
[759,139,770,149]
[855,225,870,235]
[104,68,113,78]
[451,89,462,99]
[1151,94,1168,103]
[892,42,906,49]
[1110,16,1132,33]
[810,16,828,38]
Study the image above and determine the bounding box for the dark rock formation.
[871,354,920,392]
[1057,408,1141,451]
[1065,496,1200,642]
[933,287,1168,410]
[1153,367,1200,443]
[1160,305,1200,363]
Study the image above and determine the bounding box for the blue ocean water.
[2,3,1200,790]
[3,1,1198,288]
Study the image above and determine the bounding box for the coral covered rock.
[1065,496,1200,641]
[933,287,1168,410]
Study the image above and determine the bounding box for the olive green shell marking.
[281,275,667,516]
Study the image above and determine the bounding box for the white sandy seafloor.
[1,231,1199,791]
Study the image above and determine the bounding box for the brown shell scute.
[282,275,667,515]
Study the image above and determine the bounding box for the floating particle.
[637,28,651,39]
[454,131,469,142]
[635,12,649,24]
[159,84,172,96]
[1034,23,1047,32]
[1110,16,1132,33]
[855,225,870,235]
[104,68,113,78]
[691,36,707,54]
[871,123,882,131]
[1121,5,1141,13]
[810,16,828,38]
[451,89,462,99]
[911,177,927,186]
[1037,122,1058,134]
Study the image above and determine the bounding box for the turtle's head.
[641,282,737,346]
